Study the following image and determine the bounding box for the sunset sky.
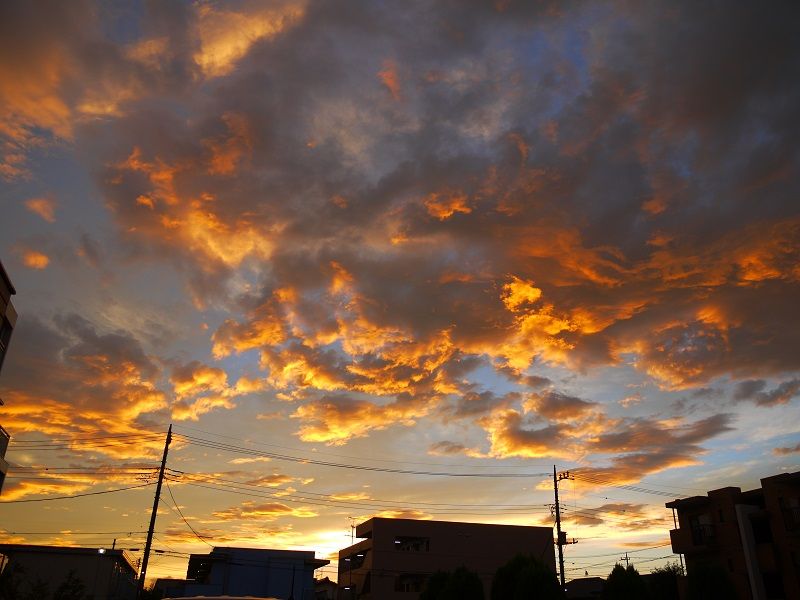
[1,0,799,584]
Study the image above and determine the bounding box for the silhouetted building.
[337,517,555,599]
[666,470,800,600]
[0,544,137,599]
[565,576,604,598]
[315,576,338,599]
[153,577,188,598]
[0,260,17,495]
[177,546,328,599]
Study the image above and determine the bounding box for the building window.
[394,536,430,552]
[342,550,367,570]
[689,514,714,545]
[395,573,427,592]
[781,497,800,532]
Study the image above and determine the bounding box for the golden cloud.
[24,196,56,222]
[292,395,429,445]
[194,1,307,78]
[20,249,50,269]
[211,500,316,522]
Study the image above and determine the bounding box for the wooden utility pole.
[136,424,172,598]
[554,465,565,589]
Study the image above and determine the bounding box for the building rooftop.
[0,544,137,573]
[0,261,15,297]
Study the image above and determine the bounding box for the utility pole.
[136,424,172,599]
[553,465,565,589]
[620,552,630,567]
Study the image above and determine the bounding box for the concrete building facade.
[666,470,800,600]
[337,518,555,599]
[0,544,137,599]
[178,546,329,600]
[0,260,17,494]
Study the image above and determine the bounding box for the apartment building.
[0,544,137,599]
[179,546,329,600]
[666,470,800,600]
[0,260,17,494]
[337,517,555,599]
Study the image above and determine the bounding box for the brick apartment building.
[666,470,800,599]
[337,518,555,599]
[0,544,137,599]
[0,260,17,494]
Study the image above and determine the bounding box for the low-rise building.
[0,544,137,599]
[315,576,338,599]
[179,546,329,600]
[666,470,800,600]
[0,260,17,495]
[337,517,555,599]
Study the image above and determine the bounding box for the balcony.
[670,524,716,554]
[0,424,9,458]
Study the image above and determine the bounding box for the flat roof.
[0,261,15,296]
[354,516,554,541]
[0,544,136,573]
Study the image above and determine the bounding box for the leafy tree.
[686,561,736,600]
[603,564,650,600]
[421,567,484,600]
[648,562,683,600]
[23,578,49,600]
[52,571,87,600]
[420,571,450,600]
[491,554,564,600]
[0,563,26,600]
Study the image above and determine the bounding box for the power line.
[172,423,540,469]
[163,480,213,548]
[0,530,148,536]
[571,473,687,499]
[176,434,550,478]
[169,471,552,514]
[0,483,154,503]
[168,468,549,510]
[178,479,550,517]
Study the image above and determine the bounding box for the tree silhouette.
[686,561,737,600]
[603,564,650,600]
[421,567,484,600]
[52,571,87,600]
[491,554,564,600]
[648,562,683,600]
[0,562,25,600]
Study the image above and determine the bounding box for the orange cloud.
[24,196,56,222]
[378,59,402,101]
[20,250,49,269]
[211,500,316,521]
[194,1,307,78]
[171,361,228,399]
[424,189,471,220]
[501,276,542,311]
[292,395,429,445]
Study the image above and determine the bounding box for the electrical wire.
[172,423,541,469]
[0,482,154,503]
[163,480,214,548]
[176,433,550,478]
